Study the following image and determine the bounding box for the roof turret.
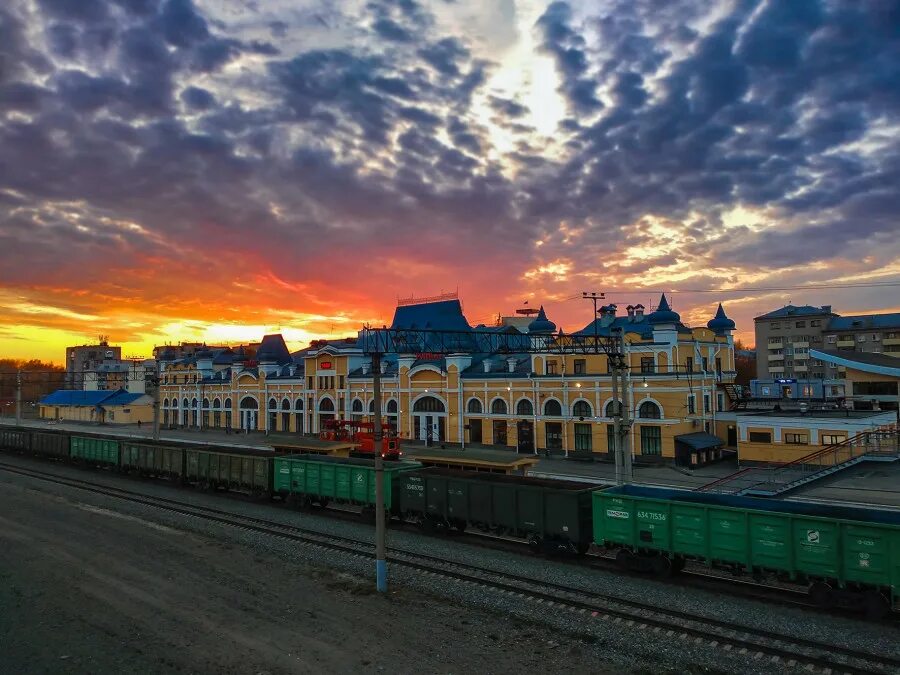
[647,293,680,325]
[527,305,556,334]
[707,303,736,334]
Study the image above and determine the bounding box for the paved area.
[0,467,620,674]
[5,417,899,506]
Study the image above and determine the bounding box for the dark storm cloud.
[0,0,898,317]
[535,2,602,115]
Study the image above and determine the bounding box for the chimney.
[822,305,832,314]
[634,304,645,318]
[380,359,388,374]
[483,359,492,373]
[507,357,517,373]
[361,362,371,375]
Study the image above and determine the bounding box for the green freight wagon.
[0,427,30,451]
[70,435,120,466]
[593,485,900,618]
[273,454,420,512]
[30,431,69,459]
[398,468,596,553]
[121,441,184,480]
[184,447,271,494]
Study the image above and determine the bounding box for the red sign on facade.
[320,361,333,369]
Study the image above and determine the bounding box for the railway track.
[2,460,898,675]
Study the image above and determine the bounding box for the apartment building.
[754,305,835,380]
[824,313,900,365]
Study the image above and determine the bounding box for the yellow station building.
[158,295,739,466]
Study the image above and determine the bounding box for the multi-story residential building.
[158,295,738,465]
[753,305,835,380]
[823,313,900,378]
[83,359,156,393]
[65,339,122,389]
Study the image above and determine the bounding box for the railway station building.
[156,295,739,465]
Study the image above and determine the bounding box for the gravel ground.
[0,471,621,674]
[2,452,897,673]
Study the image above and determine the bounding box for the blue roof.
[256,334,292,364]
[706,303,735,334]
[528,305,556,334]
[647,293,680,325]
[40,389,146,407]
[102,391,147,406]
[390,299,472,332]
[674,432,723,450]
[755,305,833,320]
[826,313,900,331]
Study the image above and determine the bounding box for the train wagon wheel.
[615,549,634,571]
[575,542,590,556]
[808,581,833,608]
[863,591,890,620]
[651,555,673,578]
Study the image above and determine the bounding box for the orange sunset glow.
[1,1,898,363]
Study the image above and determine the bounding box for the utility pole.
[371,352,387,593]
[15,370,22,425]
[619,328,634,482]
[582,291,605,353]
[611,354,622,484]
[152,360,160,442]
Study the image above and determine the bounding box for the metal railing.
[697,428,898,494]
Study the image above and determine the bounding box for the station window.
[822,434,847,445]
[748,431,772,443]
[607,425,616,453]
[770,322,780,329]
[574,423,592,452]
[573,359,586,375]
[339,375,345,389]
[795,320,806,328]
[685,357,694,373]
[784,433,808,445]
[546,360,558,375]
[308,376,313,389]
[703,394,710,413]
[640,357,655,373]
[717,393,725,412]
[640,426,662,455]
[687,394,696,414]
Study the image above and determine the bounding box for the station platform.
[5,418,899,507]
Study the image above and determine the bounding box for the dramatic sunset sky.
[1,0,898,363]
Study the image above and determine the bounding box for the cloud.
[0,0,897,361]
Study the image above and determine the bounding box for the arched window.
[202,398,210,409]
[268,397,277,410]
[295,398,304,410]
[604,399,623,417]
[212,398,221,409]
[386,399,398,414]
[351,399,364,413]
[638,400,662,419]
[467,398,482,413]
[544,399,562,416]
[413,396,445,412]
[491,398,507,415]
[281,398,291,410]
[224,397,232,409]
[191,398,198,409]
[573,400,592,417]
[516,399,534,416]
[319,398,335,412]
[163,398,169,408]
[182,398,189,409]
[369,400,376,413]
